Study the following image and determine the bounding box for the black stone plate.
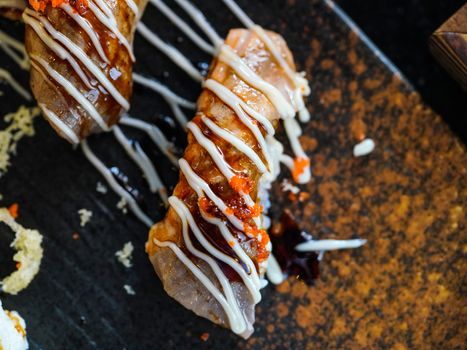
[1,1,465,349]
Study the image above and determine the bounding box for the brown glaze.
[147,28,301,333]
[24,0,148,141]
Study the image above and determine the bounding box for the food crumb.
[96,181,108,194]
[123,284,135,295]
[0,208,43,295]
[200,332,210,341]
[115,242,134,268]
[72,232,80,240]
[78,208,92,227]
[116,198,128,214]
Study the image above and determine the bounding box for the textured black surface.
[0,0,464,349]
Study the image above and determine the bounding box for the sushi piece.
[22,0,147,143]
[147,27,309,337]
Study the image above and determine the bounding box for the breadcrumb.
[96,181,108,194]
[0,208,43,295]
[115,242,134,268]
[123,284,135,295]
[78,208,92,227]
[116,198,128,214]
[0,106,40,178]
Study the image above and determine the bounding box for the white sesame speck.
[116,198,128,214]
[353,138,375,157]
[96,182,108,194]
[115,242,134,268]
[78,209,92,227]
[123,284,135,295]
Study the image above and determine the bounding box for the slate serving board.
[0,0,465,349]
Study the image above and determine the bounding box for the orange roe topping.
[198,197,212,217]
[200,333,210,342]
[249,203,263,218]
[16,262,22,270]
[8,203,19,219]
[29,0,88,14]
[225,207,234,216]
[292,157,310,183]
[242,223,270,263]
[229,174,252,194]
[228,240,235,247]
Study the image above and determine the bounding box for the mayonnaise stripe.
[39,104,80,144]
[153,237,245,334]
[23,11,94,89]
[88,0,135,61]
[179,159,245,232]
[171,196,258,319]
[30,56,109,130]
[0,68,31,100]
[136,22,203,82]
[24,8,130,110]
[202,116,268,174]
[120,114,179,167]
[219,45,295,119]
[150,0,215,54]
[60,3,109,64]
[113,126,168,204]
[81,140,153,227]
[174,0,224,48]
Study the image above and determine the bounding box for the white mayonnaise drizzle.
[24,8,130,111]
[120,114,179,167]
[88,0,135,61]
[133,72,195,128]
[141,1,316,333]
[218,45,295,119]
[353,138,375,157]
[60,3,110,64]
[173,0,224,47]
[81,140,153,227]
[265,253,285,285]
[0,68,31,100]
[295,239,367,252]
[23,10,95,90]
[113,126,168,204]
[179,158,245,232]
[163,196,251,335]
[222,0,310,121]
[125,0,139,18]
[39,104,80,144]
[30,55,109,131]
[136,22,203,82]
[150,0,215,54]
[0,30,29,70]
[0,31,30,100]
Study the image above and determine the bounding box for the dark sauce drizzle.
[270,210,320,285]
